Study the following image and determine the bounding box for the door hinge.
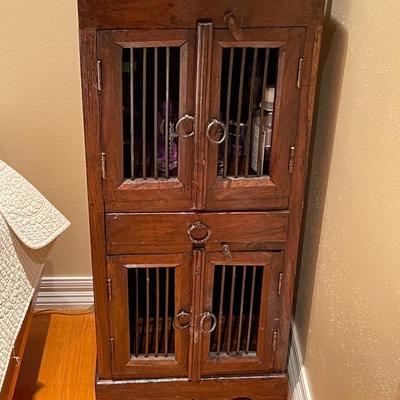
[107,277,112,302]
[288,146,296,173]
[110,337,115,360]
[97,60,103,91]
[101,152,106,179]
[272,330,279,352]
[296,57,304,89]
[11,346,21,367]
[277,272,283,296]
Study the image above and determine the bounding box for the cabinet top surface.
[78,0,326,29]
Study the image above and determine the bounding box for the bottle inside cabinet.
[217,47,279,179]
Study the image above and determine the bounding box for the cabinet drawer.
[106,212,288,254]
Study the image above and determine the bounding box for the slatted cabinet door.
[98,30,196,212]
[199,251,283,376]
[107,254,191,378]
[204,28,305,210]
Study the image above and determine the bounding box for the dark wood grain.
[78,2,325,397]
[194,22,213,209]
[98,29,197,213]
[78,0,325,29]
[274,25,324,372]
[106,212,289,254]
[107,254,191,379]
[96,374,288,400]
[199,252,283,376]
[79,29,112,379]
[205,28,305,211]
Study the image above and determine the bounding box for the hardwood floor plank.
[13,312,96,400]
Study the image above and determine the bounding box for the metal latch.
[110,337,115,360]
[97,60,103,91]
[222,243,232,260]
[107,277,112,302]
[277,272,283,296]
[272,330,279,352]
[101,152,106,179]
[297,57,304,89]
[11,346,21,367]
[288,146,296,173]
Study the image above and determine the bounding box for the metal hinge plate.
[97,60,103,91]
[272,330,279,352]
[11,346,21,367]
[288,146,296,173]
[296,57,304,89]
[107,277,112,302]
[277,272,283,296]
[110,337,115,360]
[101,152,106,179]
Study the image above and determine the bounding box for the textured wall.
[295,0,400,399]
[0,1,91,277]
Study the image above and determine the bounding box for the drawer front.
[106,212,288,254]
[79,0,325,29]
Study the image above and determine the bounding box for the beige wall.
[295,0,400,399]
[0,1,92,277]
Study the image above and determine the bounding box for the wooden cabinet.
[78,1,324,399]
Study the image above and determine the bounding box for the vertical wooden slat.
[245,48,258,177]
[165,47,170,178]
[135,268,139,357]
[236,266,247,354]
[142,48,147,179]
[223,48,234,178]
[194,22,213,210]
[130,48,135,179]
[216,266,226,354]
[165,267,169,356]
[234,48,246,177]
[257,49,270,176]
[227,266,236,354]
[145,268,150,357]
[155,267,160,357]
[246,266,257,354]
[154,48,158,179]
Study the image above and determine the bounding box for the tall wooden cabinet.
[78,1,325,399]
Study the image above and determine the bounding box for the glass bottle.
[251,86,275,174]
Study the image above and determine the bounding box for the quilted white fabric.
[0,160,70,390]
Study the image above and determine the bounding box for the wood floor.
[12,311,292,399]
[13,312,96,400]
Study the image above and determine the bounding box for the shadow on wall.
[294,0,349,356]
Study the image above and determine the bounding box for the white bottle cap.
[263,86,275,111]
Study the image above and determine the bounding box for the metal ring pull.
[206,119,227,144]
[187,221,211,244]
[200,312,217,334]
[173,310,191,330]
[175,114,195,138]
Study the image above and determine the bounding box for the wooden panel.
[96,374,288,400]
[78,0,325,29]
[13,312,96,400]
[199,252,283,376]
[98,29,196,212]
[274,25,324,372]
[204,28,305,211]
[106,212,289,254]
[108,254,191,379]
[0,290,38,400]
[79,28,111,378]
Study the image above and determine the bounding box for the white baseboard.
[36,277,94,309]
[288,324,313,400]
